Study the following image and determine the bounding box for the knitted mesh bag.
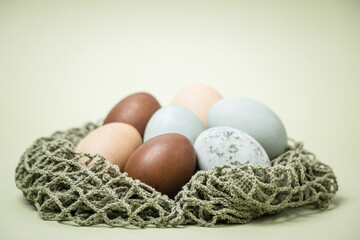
[15,122,338,227]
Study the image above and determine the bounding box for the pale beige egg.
[171,84,223,128]
[76,122,142,171]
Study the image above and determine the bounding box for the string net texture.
[15,122,338,227]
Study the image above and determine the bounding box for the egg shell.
[76,122,142,171]
[171,84,223,128]
[194,126,270,171]
[208,97,287,160]
[103,92,161,138]
[123,133,196,198]
[143,105,205,144]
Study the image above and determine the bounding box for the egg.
[124,133,196,198]
[75,122,142,171]
[208,98,287,159]
[171,84,223,128]
[194,127,270,171]
[103,92,161,138]
[143,105,205,144]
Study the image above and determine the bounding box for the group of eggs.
[76,85,288,198]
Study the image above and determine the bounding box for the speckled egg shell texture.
[194,126,270,171]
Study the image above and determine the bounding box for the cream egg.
[171,84,223,128]
[76,122,142,171]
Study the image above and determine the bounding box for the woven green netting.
[15,122,338,228]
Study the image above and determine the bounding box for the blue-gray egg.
[194,127,270,170]
[208,98,287,160]
[144,105,205,144]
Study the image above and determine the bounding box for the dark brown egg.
[103,92,161,138]
[123,133,196,198]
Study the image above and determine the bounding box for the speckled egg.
[208,97,287,160]
[144,105,205,144]
[194,127,270,171]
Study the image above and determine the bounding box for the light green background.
[1,0,359,239]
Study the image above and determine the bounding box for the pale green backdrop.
[0,0,359,239]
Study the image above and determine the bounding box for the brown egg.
[76,122,142,171]
[104,92,161,138]
[123,133,196,198]
[171,84,223,128]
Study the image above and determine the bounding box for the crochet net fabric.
[15,122,338,227]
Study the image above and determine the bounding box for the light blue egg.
[144,105,205,144]
[208,98,287,159]
[195,127,270,171]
